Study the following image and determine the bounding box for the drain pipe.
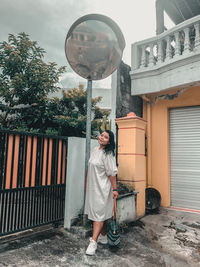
[147,102,152,187]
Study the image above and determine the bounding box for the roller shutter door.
[169,106,200,210]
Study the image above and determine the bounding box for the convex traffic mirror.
[65,14,125,80]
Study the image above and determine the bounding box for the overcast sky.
[0,0,160,89]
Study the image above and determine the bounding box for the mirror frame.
[65,13,126,80]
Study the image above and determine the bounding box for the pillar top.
[115,112,146,122]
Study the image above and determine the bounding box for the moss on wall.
[116,61,143,118]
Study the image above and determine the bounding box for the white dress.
[84,146,118,221]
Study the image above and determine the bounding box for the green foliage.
[0,32,65,130]
[49,85,110,137]
[0,33,110,136]
[98,115,111,133]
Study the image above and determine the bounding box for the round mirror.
[65,14,125,80]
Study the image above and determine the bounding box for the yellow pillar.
[116,112,147,218]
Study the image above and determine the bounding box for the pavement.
[0,208,199,267]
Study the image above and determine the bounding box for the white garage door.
[169,106,200,210]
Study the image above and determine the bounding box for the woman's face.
[98,131,110,146]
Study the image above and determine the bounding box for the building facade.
[131,0,200,213]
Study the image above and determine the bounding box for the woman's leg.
[100,220,107,236]
[92,221,104,241]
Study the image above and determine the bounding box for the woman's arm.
[109,176,118,198]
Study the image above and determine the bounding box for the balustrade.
[133,15,200,71]
[194,23,200,49]
[148,43,154,67]
[166,35,172,60]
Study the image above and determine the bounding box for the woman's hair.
[103,130,115,156]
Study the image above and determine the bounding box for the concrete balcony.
[130,15,200,95]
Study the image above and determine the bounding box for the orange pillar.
[116,112,147,218]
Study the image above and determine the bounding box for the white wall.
[64,137,98,229]
[110,70,117,136]
[92,88,111,110]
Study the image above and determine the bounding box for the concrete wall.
[64,137,98,229]
[116,61,143,118]
[131,55,200,95]
[116,113,146,218]
[144,86,200,207]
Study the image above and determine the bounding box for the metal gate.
[169,106,200,210]
[0,130,67,237]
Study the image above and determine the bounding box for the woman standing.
[84,130,118,256]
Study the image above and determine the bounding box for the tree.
[0,33,110,136]
[46,84,110,137]
[0,32,65,130]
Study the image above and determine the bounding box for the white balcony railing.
[131,15,200,95]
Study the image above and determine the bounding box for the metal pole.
[83,78,92,225]
[85,78,92,172]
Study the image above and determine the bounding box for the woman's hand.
[109,176,118,198]
[112,190,118,198]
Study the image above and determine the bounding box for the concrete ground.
[0,208,199,267]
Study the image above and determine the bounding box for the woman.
[84,130,118,256]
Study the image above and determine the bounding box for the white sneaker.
[86,238,97,255]
[98,234,107,245]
